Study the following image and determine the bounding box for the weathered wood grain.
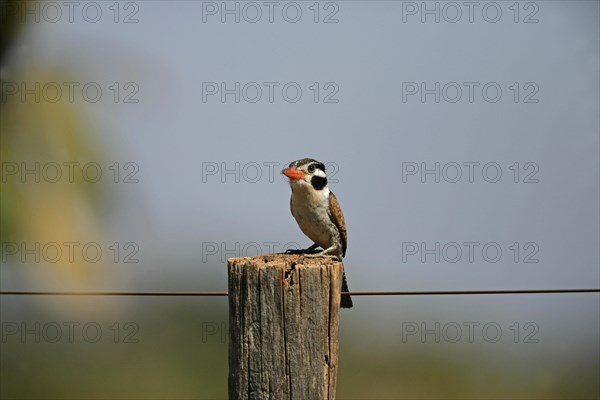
[228,254,343,400]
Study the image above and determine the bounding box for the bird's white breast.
[290,183,334,250]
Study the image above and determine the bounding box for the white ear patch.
[314,168,327,178]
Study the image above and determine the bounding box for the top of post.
[227,253,342,267]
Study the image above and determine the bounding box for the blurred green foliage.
[1,0,106,259]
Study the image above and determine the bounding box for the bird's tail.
[341,267,353,309]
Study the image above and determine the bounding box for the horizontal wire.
[347,289,600,296]
[0,291,229,296]
[0,289,598,296]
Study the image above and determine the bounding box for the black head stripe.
[314,162,326,173]
[311,175,327,190]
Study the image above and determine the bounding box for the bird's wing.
[328,191,347,257]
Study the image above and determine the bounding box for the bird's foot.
[285,244,320,255]
[285,248,320,255]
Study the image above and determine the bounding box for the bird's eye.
[308,165,315,173]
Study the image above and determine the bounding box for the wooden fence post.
[228,254,342,400]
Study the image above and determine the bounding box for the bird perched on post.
[282,158,353,308]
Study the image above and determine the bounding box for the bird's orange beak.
[282,167,305,180]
